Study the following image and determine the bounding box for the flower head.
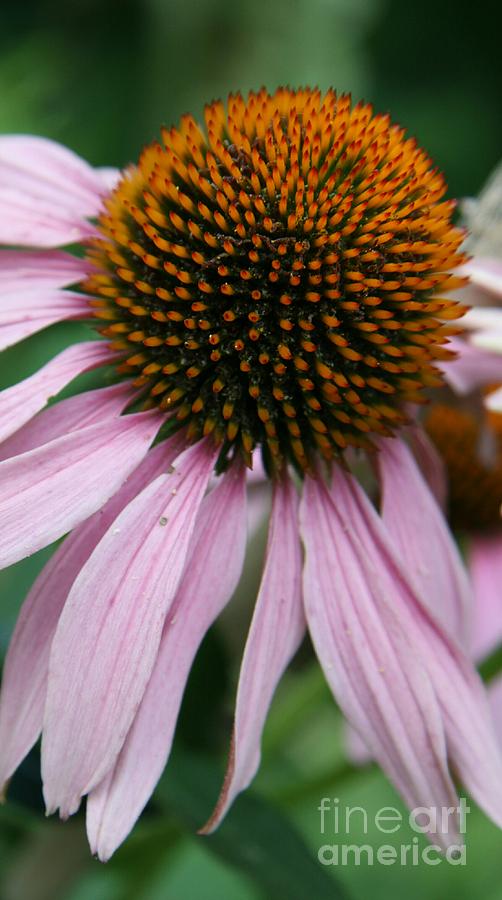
[87,87,466,471]
[0,88,502,861]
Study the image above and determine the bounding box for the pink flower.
[469,537,502,748]
[424,403,502,750]
[1,89,501,861]
[445,161,502,409]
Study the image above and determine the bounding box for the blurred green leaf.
[271,760,372,808]
[123,839,260,900]
[261,663,330,753]
[479,643,502,684]
[0,801,42,833]
[157,752,349,900]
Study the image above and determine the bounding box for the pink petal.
[86,461,248,860]
[0,249,89,289]
[462,307,502,334]
[467,534,502,747]
[0,382,133,461]
[0,432,187,791]
[407,424,447,509]
[96,168,121,193]
[488,678,502,749]
[0,340,114,443]
[202,476,304,834]
[326,469,502,834]
[0,289,91,351]
[464,258,502,298]
[461,306,502,357]
[472,334,502,356]
[345,723,372,765]
[0,136,111,247]
[440,336,502,394]
[247,481,270,536]
[0,410,163,568]
[377,436,471,644]
[300,470,460,849]
[468,534,502,660]
[246,449,267,484]
[486,385,502,412]
[42,439,217,817]
[416,624,502,831]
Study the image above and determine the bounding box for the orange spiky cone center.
[425,403,502,533]
[86,87,467,471]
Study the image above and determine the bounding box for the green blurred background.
[1,0,502,898]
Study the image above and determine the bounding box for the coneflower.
[0,88,501,861]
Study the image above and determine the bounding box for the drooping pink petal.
[468,535,502,749]
[464,258,502,298]
[468,534,502,660]
[488,678,502,749]
[247,481,270,536]
[96,168,121,193]
[0,340,115,443]
[414,620,502,832]
[0,382,133,461]
[244,451,270,535]
[208,451,268,534]
[202,476,305,834]
[407,424,447,509]
[346,530,502,769]
[0,249,95,349]
[246,449,267,484]
[460,305,502,356]
[462,307,502,335]
[472,334,502,357]
[486,385,502,412]
[0,136,111,247]
[323,469,502,835]
[345,723,372,765]
[86,461,248,861]
[0,249,90,290]
[0,410,163,569]
[42,439,217,818]
[0,432,187,792]
[440,336,502,394]
[300,470,460,850]
[377,436,471,644]
[0,289,92,351]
